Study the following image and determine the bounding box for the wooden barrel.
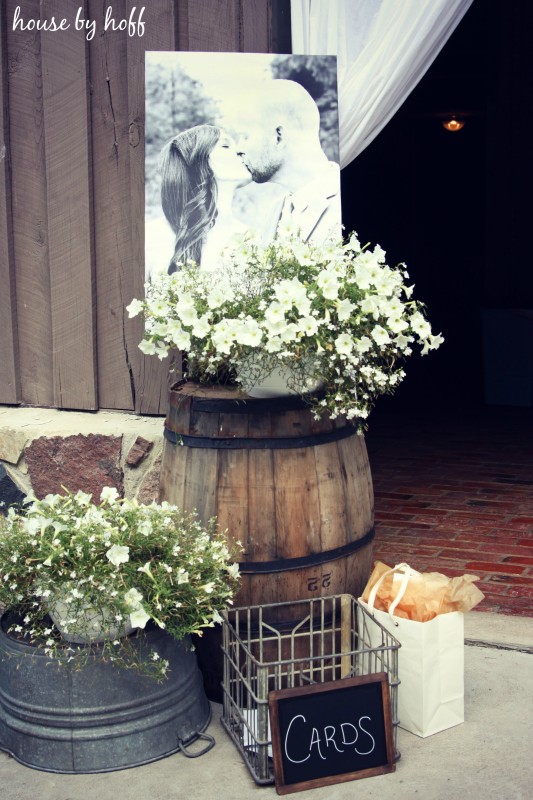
[159,382,375,608]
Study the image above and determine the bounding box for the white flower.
[274,278,310,313]
[264,302,286,326]
[192,314,211,338]
[100,486,120,503]
[23,517,43,536]
[167,321,191,350]
[137,520,152,537]
[137,561,153,577]
[316,269,340,300]
[298,316,319,336]
[211,320,237,355]
[421,332,444,355]
[264,336,283,353]
[147,298,169,317]
[138,339,158,356]
[130,607,151,629]
[335,333,353,355]
[388,316,409,334]
[207,284,233,309]
[227,562,240,579]
[279,322,299,344]
[371,325,391,346]
[124,588,144,607]
[106,544,130,567]
[410,311,432,338]
[177,569,189,585]
[360,295,380,318]
[202,582,215,594]
[235,317,263,347]
[394,333,413,351]
[355,336,373,354]
[336,298,355,322]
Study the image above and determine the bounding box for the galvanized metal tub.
[0,613,211,773]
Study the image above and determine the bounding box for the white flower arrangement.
[128,231,443,424]
[0,489,241,679]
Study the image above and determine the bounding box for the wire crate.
[221,593,400,785]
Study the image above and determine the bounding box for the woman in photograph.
[159,124,252,274]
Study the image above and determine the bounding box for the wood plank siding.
[0,0,283,413]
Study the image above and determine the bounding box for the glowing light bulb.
[442,118,465,132]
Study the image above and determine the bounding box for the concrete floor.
[1,612,532,800]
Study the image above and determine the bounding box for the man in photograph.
[235,79,342,244]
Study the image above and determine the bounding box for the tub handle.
[178,731,215,758]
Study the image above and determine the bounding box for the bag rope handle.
[367,562,418,625]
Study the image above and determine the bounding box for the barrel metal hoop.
[188,393,318,414]
[238,528,375,574]
[164,424,357,450]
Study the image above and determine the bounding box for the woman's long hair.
[160,125,221,273]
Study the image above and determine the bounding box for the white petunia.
[126,299,143,317]
[316,270,340,300]
[410,311,432,338]
[371,325,391,346]
[264,336,283,353]
[101,487,120,503]
[226,562,240,579]
[211,319,239,354]
[106,544,130,567]
[297,316,319,336]
[388,316,409,334]
[130,607,151,629]
[167,320,191,350]
[274,278,310,313]
[235,317,263,347]
[192,314,211,338]
[336,298,355,322]
[147,298,169,317]
[207,284,233,310]
[124,588,144,607]
[421,332,444,355]
[279,322,299,344]
[335,333,353,355]
[264,302,286,326]
[138,339,158,356]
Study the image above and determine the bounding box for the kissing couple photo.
[145,53,341,280]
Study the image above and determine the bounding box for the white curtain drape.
[290,0,475,168]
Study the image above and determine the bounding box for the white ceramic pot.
[242,361,324,399]
[48,598,134,644]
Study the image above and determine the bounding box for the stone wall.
[0,406,165,507]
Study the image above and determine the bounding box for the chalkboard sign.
[269,673,395,795]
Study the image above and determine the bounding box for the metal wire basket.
[221,594,400,785]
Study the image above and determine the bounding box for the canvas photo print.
[145,53,340,280]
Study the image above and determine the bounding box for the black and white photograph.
[145,52,341,280]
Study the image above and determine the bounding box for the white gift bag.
[359,563,464,738]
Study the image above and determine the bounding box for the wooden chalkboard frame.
[269,672,396,795]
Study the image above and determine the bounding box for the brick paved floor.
[365,405,533,617]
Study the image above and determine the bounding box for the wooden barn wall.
[0,0,275,413]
